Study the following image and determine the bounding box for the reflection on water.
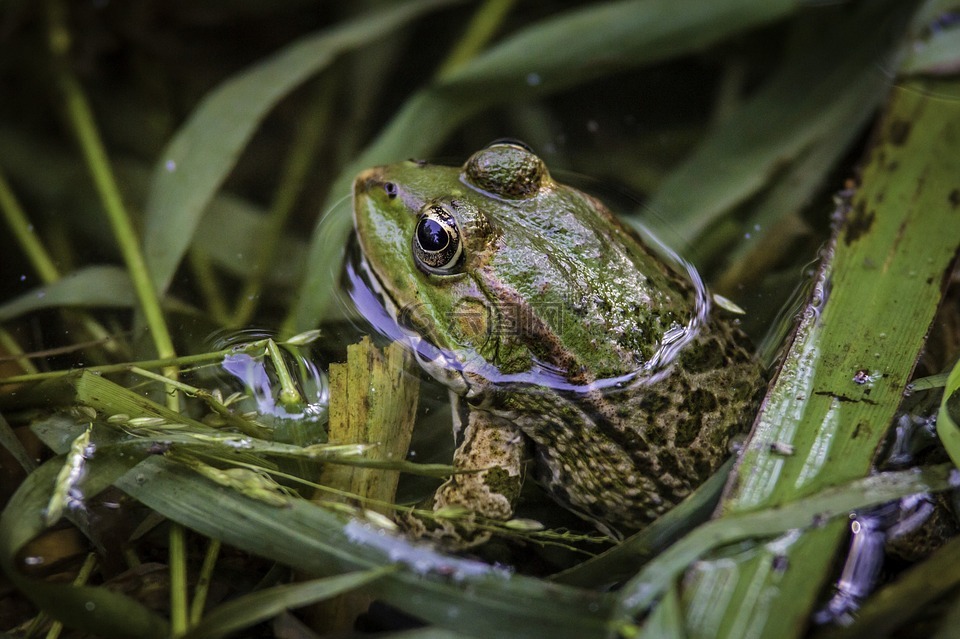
[208,328,328,425]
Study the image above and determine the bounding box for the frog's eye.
[413,204,463,274]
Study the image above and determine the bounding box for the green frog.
[352,141,764,546]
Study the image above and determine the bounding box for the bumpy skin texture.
[352,142,765,545]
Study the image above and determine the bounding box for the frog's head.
[353,141,696,389]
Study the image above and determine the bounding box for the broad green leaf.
[642,584,685,639]
[182,567,394,639]
[117,456,616,639]
[143,0,459,296]
[286,0,802,331]
[0,265,134,321]
[195,192,308,287]
[681,74,960,638]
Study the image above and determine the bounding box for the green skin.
[353,142,764,546]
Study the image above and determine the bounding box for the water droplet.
[165,159,177,172]
[526,72,541,86]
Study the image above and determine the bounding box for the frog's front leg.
[405,408,529,547]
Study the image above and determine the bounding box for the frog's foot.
[398,410,528,549]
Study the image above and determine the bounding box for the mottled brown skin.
[353,141,765,545]
[498,317,762,533]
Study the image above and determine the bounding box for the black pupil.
[417,218,448,251]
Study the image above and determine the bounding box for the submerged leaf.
[0,265,134,321]
[0,458,167,638]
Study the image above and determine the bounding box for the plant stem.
[266,339,304,408]
[0,328,39,376]
[0,169,60,284]
[169,524,189,636]
[44,553,98,639]
[0,347,245,385]
[129,366,270,438]
[435,0,516,78]
[0,167,124,357]
[188,247,231,326]
[189,539,221,625]
[45,0,177,391]
[231,79,333,327]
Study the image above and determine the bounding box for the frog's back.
[481,185,701,382]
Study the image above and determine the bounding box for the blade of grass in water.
[0,266,134,322]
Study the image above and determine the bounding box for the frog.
[351,140,765,546]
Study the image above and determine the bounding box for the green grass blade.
[143,0,459,296]
[553,457,732,588]
[437,0,796,96]
[0,412,36,473]
[182,567,394,639]
[0,265,133,322]
[195,192,309,286]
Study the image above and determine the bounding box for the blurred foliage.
[2,0,960,637]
